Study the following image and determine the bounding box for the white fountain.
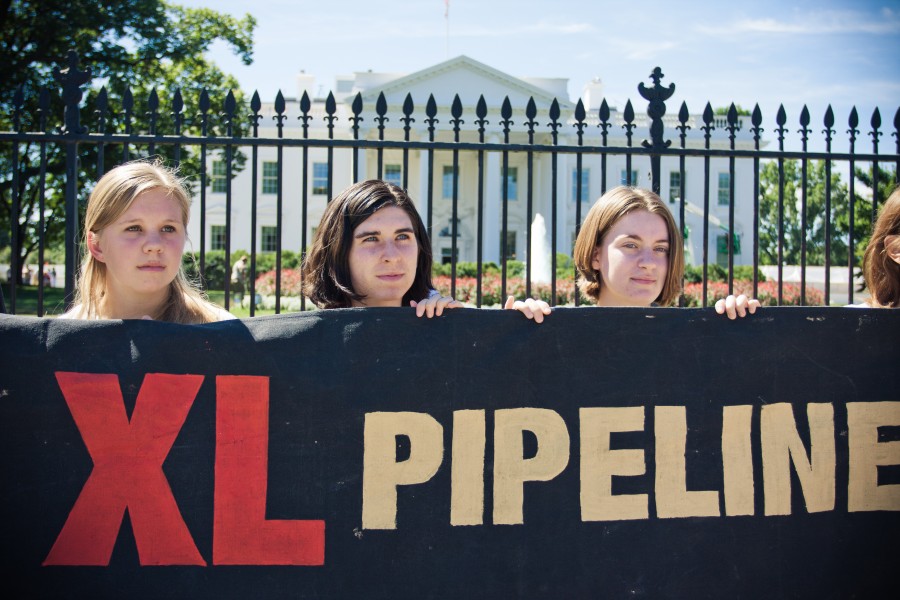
[529,213,552,284]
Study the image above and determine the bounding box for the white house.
[191,56,758,271]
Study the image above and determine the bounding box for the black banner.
[1,307,899,598]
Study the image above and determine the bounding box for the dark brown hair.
[302,180,434,308]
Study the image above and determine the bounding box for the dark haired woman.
[302,179,460,317]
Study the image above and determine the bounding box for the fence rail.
[2,52,898,315]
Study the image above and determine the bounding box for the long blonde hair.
[573,186,684,306]
[69,159,223,323]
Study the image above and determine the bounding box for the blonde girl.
[61,159,234,323]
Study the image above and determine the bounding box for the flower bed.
[254,268,304,297]
[253,269,825,307]
[432,274,588,306]
[683,280,824,306]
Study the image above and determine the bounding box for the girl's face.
[591,209,670,307]
[348,205,418,307]
[89,188,185,304]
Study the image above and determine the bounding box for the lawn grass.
[4,285,307,318]
[204,290,308,319]
[3,285,70,316]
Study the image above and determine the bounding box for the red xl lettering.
[213,375,325,565]
[45,373,325,566]
[45,372,206,566]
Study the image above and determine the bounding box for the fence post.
[53,50,91,307]
[640,67,675,195]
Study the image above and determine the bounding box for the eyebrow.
[354,227,415,239]
[117,218,182,227]
[619,233,669,244]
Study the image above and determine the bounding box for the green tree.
[853,164,898,230]
[758,159,870,267]
[0,0,256,283]
[714,105,751,116]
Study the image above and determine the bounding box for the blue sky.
[181,0,900,152]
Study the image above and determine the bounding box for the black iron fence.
[1,52,898,315]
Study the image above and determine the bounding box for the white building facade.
[191,56,759,271]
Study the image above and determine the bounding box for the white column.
[532,152,549,256]
[418,148,431,235]
[552,143,570,256]
[484,136,501,265]
[356,144,369,183]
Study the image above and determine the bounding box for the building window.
[440,247,458,265]
[262,161,278,194]
[716,233,741,267]
[442,166,458,199]
[503,167,518,201]
[718,172,730,206]
[620,169,639,186]
[572,168,590,202]
[500,230,517,261]
[384,164,402,187]
[312,162,329,195]
[210,160,227,193]
[669,172,682,203]
[210,225,226,251]
[261,226,278,253]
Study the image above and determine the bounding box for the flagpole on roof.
[445,0,450,59]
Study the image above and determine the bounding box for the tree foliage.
[853,164,898,227]
[758,159,874,268]
[0,0,256,283]
[713,105,751,116]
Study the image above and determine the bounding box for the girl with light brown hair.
[511,186,760,320]
[856,187,900,307]
[578,186,757,316]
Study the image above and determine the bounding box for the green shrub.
[432,262,449,277]
[183,250,301,290]
[432,261,501,278]
[184,250,227,289]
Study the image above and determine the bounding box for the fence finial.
[639,66,674,152]
[53,50,91,135]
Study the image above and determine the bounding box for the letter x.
[44,372,206,566]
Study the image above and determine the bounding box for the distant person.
[60,159,235,322]
[508,186,760,321]
[850,186,900,308]
[302,179,460,317]
[230,255,248,305]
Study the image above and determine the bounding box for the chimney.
[582,77,604,112]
